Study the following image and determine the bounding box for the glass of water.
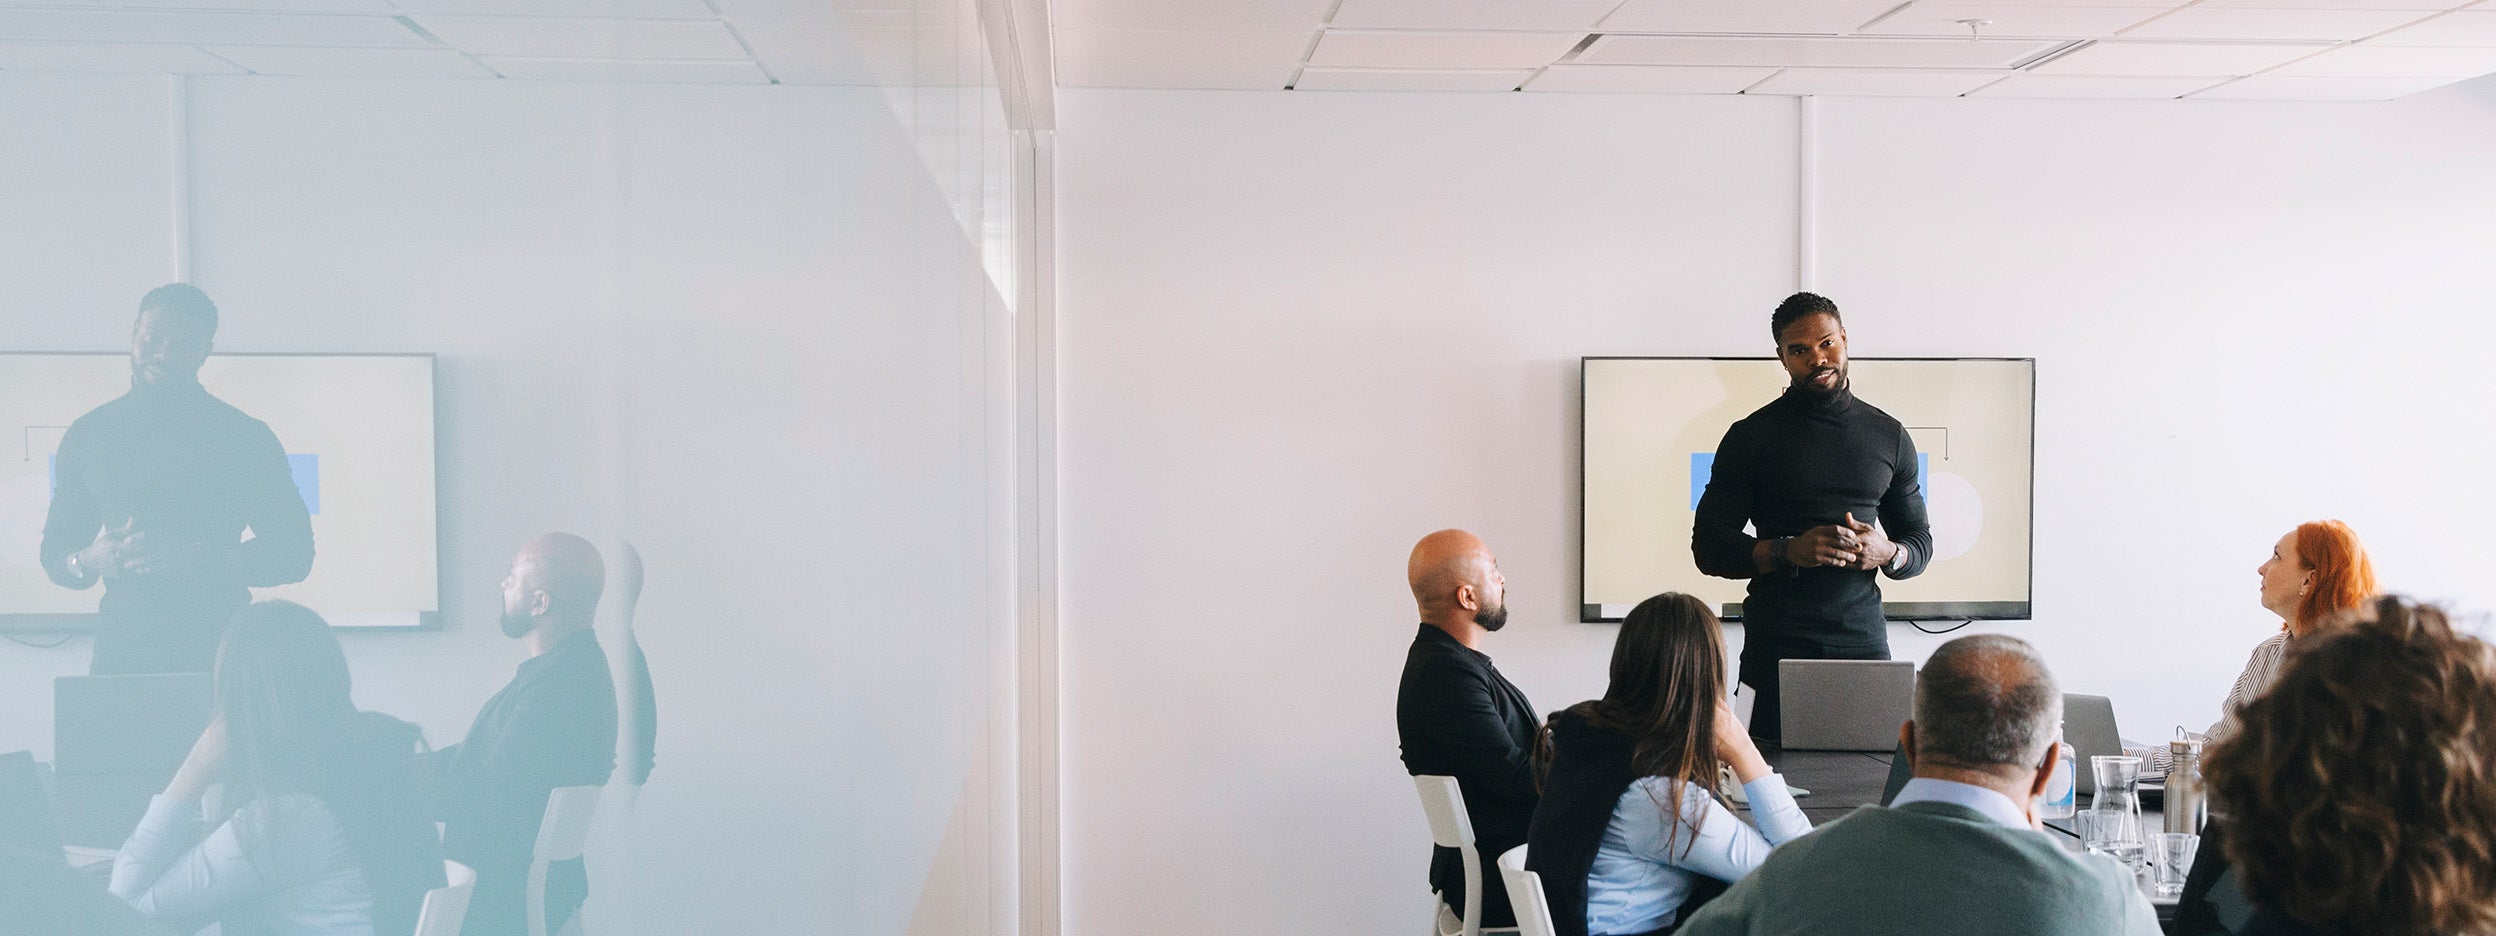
[2077,806,2145,870]
[2151,832,2200,897]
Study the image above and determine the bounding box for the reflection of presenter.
[1691,293,1930,745]
[37,284,314,675]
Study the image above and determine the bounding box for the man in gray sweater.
[1677,634,2160,936]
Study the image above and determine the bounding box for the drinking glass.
[2152,832,2200,897]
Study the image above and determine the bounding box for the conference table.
[1746,743,2185,927]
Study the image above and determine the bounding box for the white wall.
[0,73,1014,936]
[1055,82,2496,935]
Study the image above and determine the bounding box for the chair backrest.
[1414,775,1482,936]
[528,785,604,936]
[534,785,602,863]
[1412,775,1475,849]
[414,860,477,936]
[1495,846,1557,936]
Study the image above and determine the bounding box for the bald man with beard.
[432,533,619,936]
[1398,529,1540,929]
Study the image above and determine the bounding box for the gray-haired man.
[1676,634,2160,936]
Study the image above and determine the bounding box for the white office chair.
[1494,846,1558,936]
[1413,775,1520,936]
[530,785,603,936]
[414,860,478,936]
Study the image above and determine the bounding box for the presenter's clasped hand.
[1838,512,1898,572]
[1785,525,1861,568]
[76,518,139,582]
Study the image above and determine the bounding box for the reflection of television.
[0,353,438,631]
[1581,357,2033,624]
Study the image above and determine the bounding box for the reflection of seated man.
[433,533,618,936]
[38,284,314,675]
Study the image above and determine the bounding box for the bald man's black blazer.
[1398,624,1542,927]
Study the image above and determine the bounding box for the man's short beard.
[1476,603,1509,632]
[1795,367,1848,395]
[499,611,535,638]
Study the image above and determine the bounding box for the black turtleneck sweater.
[39,380,315,674]
[1691,386,1931,648]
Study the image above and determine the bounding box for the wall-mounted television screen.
[1582,357,2033,623]
[1,353,438,630]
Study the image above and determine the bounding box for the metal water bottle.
[2164,729,2207,833]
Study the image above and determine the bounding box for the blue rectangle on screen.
[1690,453,1715,511]
[289,454,320,515]
[1918,452,1929,498]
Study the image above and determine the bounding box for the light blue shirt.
[111,792,379,936]
[1889,777,2032,830]
[1586,773,1813,936]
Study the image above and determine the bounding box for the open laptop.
[1779,659,1916,752]
[52,674,214,847]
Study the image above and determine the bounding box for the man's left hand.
[1841,512,1895,571]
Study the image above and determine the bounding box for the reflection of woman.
[110,601,443,936]
[1528,593,1810,936]
[2207,520,2375,744]
[2204,597,2496,936]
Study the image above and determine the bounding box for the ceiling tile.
[2192,0,2451,9]
[2118,7,2429,41]
[735,22,887,85]
[410,15,748,59]
[50,0,397,10]
[1054,28,1310,67]
[1524,62,1778,91]
[1330,0,1619,32]
[479,55,770,82]
[1857,5,2170,38]
[207,44,495,76]
[1047,0,1336,33]
[390,0,719,16]
[1581,33,2062,67]
[0,39,245,72]
[2029,39,2329,74]
[2188,73,2469,97]
[1309,29,1587,69]
[1746,66,2010,95]
[0,8,426,46]
[2266,42,2496,74]
[1293,66,1535,90]
[1966,73,2223,95]
[2373,10,2496,45]
[1055,59,1297,88]
[1600,0,1904,35]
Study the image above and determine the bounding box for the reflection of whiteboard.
[1581,357,2033,623]
[0,353,437,631]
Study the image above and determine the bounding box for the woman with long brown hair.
[110,600,444,936]
[2208,520,2376,743]
[1526,592,1809,936]
[2202,596,2496,936]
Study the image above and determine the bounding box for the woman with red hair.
[2206,520,2376,743]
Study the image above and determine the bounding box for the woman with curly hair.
[2207,520,2377,744]
[2202,595,2496,936]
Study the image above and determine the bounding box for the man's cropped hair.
[139,283,218,334]
[1770,291,1839,342]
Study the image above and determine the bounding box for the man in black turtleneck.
[1692,292,1931,745]
[39,284,314,675]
